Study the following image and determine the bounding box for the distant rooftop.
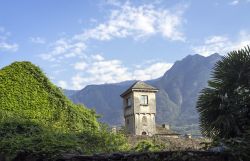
[120,81,158,97]
[155,125,180,136]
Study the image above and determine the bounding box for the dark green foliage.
[0,120,129,160]
[0,119,80,160]
[133,140,165,152]
[76,124,129,154]
[0,61,99,131]
[196,46,250,159]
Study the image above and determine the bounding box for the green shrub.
[76,124,129,154]
[0,120,129,160]
[133,140,165,152]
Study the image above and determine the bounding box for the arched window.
[142,131,147,135]
[142,116,147,126]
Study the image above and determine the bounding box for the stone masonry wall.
[10,151,234,161]
[60,151,232,161]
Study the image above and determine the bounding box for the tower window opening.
[126,97,131,107]
[140,95,148,105]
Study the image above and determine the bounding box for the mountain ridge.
[65,53,222,132]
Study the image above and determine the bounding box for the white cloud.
[231,31,250,49]
[192,35,231,56]
[229,0,239,5]
[53,69,67,75]
[30,37,46,44]
[132,62,173,80]
[70,54,173,89]
[74,61,87,70]
[91,54,105,61]
[158,10,185,41]
[71,54,130,89]
[40,2,186,63]
[105,0,121,6]
[192,31,250,56]
[0,27,19,52]
[74,2,186,41]
[85,57,129,84]
[39,39,86,61]
[0,42,19,52]
[204,36,228,44]
[228,0,250,5]
[58,80,68,89]
[40,2,183,89]
[72,74,86,90]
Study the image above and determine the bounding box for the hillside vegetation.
[0,61,98,131]
[0,61,128,160]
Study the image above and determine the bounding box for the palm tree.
[196,46,250,140]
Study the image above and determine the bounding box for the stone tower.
[120,81,158,136]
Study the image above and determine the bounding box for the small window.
[140,95,148,105]
[126,97,131,107]
[126,119,129,125]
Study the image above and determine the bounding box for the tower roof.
[120,81,158,97]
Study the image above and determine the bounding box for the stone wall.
[57,151,232,161]
[10,151,233,161]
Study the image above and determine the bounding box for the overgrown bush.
[0,119,129,160]
[133,140,165,152]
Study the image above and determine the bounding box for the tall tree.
[196,46,250,158]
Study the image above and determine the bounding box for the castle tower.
[120,81,158,136]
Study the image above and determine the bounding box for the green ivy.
[0,61,99,131]
[0,61,129,160]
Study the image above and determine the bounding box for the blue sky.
[1,0,250,89]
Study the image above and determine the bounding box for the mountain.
[0,61,99,131]
[64,89,79,97]
[70,82,135,124]
[151,54,221,126]
[68,54,221,131]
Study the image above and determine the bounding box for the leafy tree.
[196,46,250,159]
